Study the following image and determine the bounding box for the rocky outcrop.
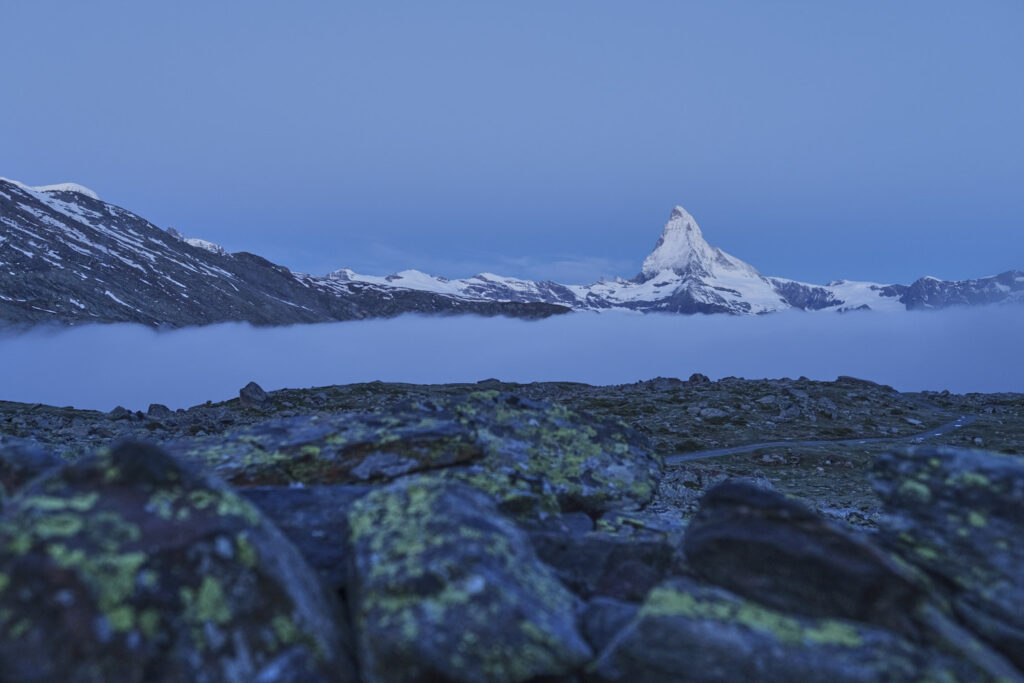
[0,178,569,327]
[1,386,1023,681]
[586,577,977,683]
[166,391,661,518]
[0,442,354,682]
[871,446,1024,671]
[346,476,592,682]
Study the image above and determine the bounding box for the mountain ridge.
[1,177,1021,327]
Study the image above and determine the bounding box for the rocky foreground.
[0,377,1022,681]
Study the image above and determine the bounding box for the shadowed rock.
[0,442,355,682]
[167,392,661,518]
[683,480,924,636]
[239,381,269,408]
[586,577,978,683]
[0,437,61,499]
[240,484,371,589]
[346,476,592,682]
[872,446,1024,670]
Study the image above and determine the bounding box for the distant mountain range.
[1,177,1021,327]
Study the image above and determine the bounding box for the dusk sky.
[3,1,1022,285]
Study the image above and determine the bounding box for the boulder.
[240,484,371,589]
[146,404,173,419]
[0,442,354,682]
[684,480,925,636]
[0,437,61,499]
[168,392,660,518]
[239,381,269,408]
[346,476,592,682]
[587,578,976,683]
[871,446,1024,670]
[528,527,677,602]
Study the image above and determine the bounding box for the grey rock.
[0,442,355,682]
[346,476,592,682]
[586,577,977,683]
[240,484,372,589]
[239,381,269,407]
[146,403,172,419]
[684,480,924,636]
[871,446,1024,670]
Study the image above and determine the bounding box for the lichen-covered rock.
[346,476,592,682]
[0,442,354,682]
[587,578,974,683]
[169,391,660,517]
[528,527,677,601]
[683,480,925,636]
[871,446,1024,670]
[240,484,371,588]
[0,437,61,499]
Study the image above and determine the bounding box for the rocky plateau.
[0,376,1022,681]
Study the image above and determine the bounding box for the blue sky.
[3,1,1022,284]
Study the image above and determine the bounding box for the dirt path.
[665,415,976,465]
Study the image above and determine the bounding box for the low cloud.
[1,307,1021,411]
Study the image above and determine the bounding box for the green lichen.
[188,576,233,625]
[897,480,932,504]
[34,513,84,538]
[966,511,987,528]
[21,492,98,512]
[641,586,863,647]
[236,533,258,568]
[272,614,298,645]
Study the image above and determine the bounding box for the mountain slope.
[0,178,569,326]
[1,178,1019,326]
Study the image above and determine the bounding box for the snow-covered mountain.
[0,178,568,326]
[0,177,1020,327]
[326,205,1021,315]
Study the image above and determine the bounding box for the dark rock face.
[345,476,592,682]
[528,529,677,602]
[0,442,355,682]
[902,271,1024,310]
[2,383,1024,681]
[240,485,371,589]
[0,179,569,327]
[586,578,967,683]
[0,437,62,498]
[166,392,661,518]
[770,278,845,310]
[683,480,924,636]
[239,381,270,408]
[871,447,1024,670]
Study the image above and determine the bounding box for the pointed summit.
[640,205,758,280]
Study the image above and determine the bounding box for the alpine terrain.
[1,177,1021,327]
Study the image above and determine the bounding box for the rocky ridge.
[1,177,1021,326]
[0,178,568,327]
[0,378,1022,680]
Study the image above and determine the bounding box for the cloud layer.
[1,307,1021,411]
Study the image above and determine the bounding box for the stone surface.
[528,527,677,602]
[240,484,371,589]
[684,480,925,636]
[872,446,1024,670]
[0,437,61,499]
[346,476,592,682]
[0,442,354,682]
[168,392,661,518]
[239,382,270,408]
[586,578,977,683]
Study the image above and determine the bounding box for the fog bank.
[1,308,1021,411]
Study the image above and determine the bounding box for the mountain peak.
[0,177,100,201]
[639,206,762,282]
[640,206,714,278]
